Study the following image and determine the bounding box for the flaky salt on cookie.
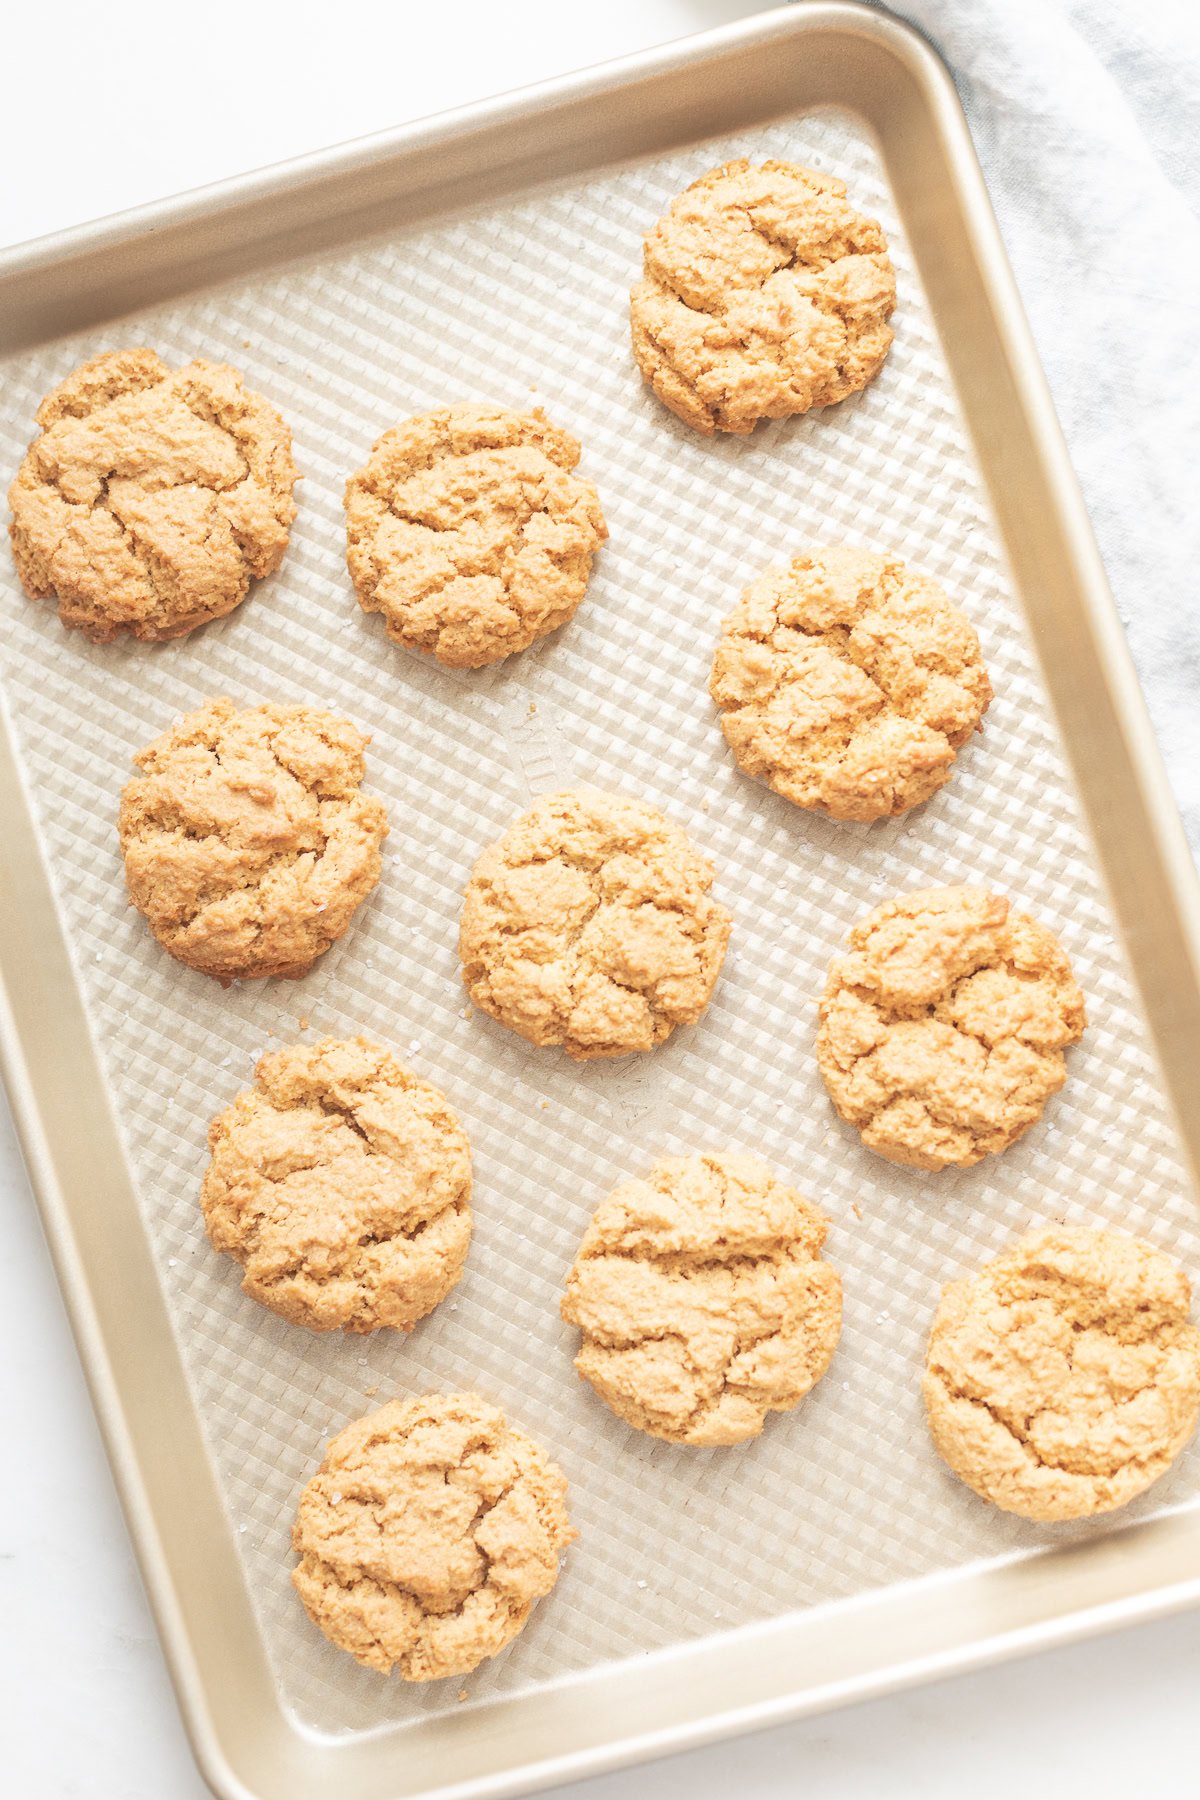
[816,885,1085,1169]
[9,348,297,641]
[923,1227,1200,1521]
[631,159,896,435]
[118,697,387,982]
[710,547,991,821]
[201,1038,471,1332]
[562,1152,842,1446]
[345,403,607,668]
[292,1392,575,1679]
[459,789,731,1061]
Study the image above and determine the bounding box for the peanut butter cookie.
[562,1152,841,1446]
[710,547,991,820]
[344,404,607,668]
[817,886,1085,1169]
[201,1038,471,1332]
[630,159,896,435]
[923,1227,1200,1521]
[9,348,297,641]
[459,789,731,1061]
[292,1392,575,1679]
[118,697,387,982]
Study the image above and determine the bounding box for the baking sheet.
[1,100,1198,1748]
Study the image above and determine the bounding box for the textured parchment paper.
[1,109,1197,1736]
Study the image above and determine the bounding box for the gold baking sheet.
[2,7,1199,1798]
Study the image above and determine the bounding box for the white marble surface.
[2,3,1198,1795]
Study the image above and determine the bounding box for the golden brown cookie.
[710,547,991,821]
[923,1227,1200,1521]
[201,1037,471,1332]
[459,789,732,1061]
[816,886,1085,1170]
[344,404,607,668]
[562,1152,841,1446]
[8,348,298,641]
[118,697,388,982]
[292,1392,575,1679]
[630,159,896,436]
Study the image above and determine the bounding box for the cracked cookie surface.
[923,1227,1200,1520]
[345,404,607,668]
[201,1037,471,1332]
[630,159,896,435]
[292,1391,575,1678]
[817,886,1085,1170]
[458,789,731,1061]
[118,697,388,982]
[9,348,298,641]
[710,547,991,820]
[562,1152,841,1445]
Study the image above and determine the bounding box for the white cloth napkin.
[878,0,1200,840]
